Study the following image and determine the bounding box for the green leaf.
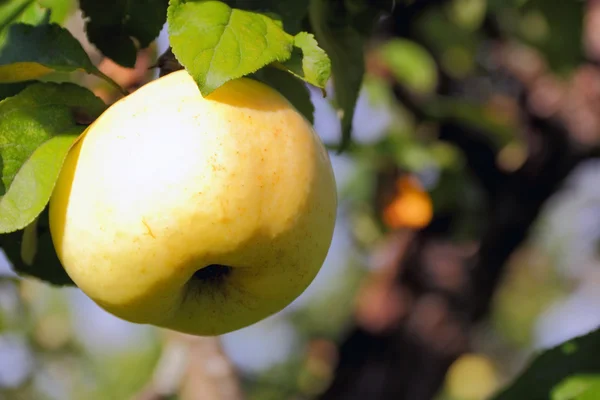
[0,207,73,285]
[79,0,168,67]
[487,0,582,74]
[552,375,600,400]
[493,328,600,400]
[0,0,74,29]
[167,0,294,96]
[277,31,331,90]
[576,381,600,400]
[0,0,46,46]
[252,66,314,124]
[0,0,76,49]
[447,0,487,31]
[0,82,106,233]
[0,81,31,101]
[308,0,366,152]
[519,0,584,74]
[37,0,76,24]
[228,0,309,35]
[0,133,82,233]
[0,22,124,92]
[378,38,438,95]
[0,0,41,30]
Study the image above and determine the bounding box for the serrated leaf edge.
[168,1,297,96]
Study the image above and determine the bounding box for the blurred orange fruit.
[383,175,433,230]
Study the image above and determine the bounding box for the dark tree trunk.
[318,2,598,398]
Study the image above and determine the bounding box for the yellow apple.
[49,70,337,336]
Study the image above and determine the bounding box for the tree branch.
[136,333,244,400]
[438,122,506,197]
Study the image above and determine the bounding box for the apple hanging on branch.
[0,0,393,335]
[49,70,338,336]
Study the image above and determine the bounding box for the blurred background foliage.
[2,0,600,399]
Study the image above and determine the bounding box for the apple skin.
[49,70,337,336]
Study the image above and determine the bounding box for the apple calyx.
[191,264,233,284]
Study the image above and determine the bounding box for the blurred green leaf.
[79,0,168,67]
[247,357,305,400]
[576,381,600,400]
[447,0,487,31]
[490,0,584,74]
[309,0,367,152]
[362,75,395,107]
[413,6,479,79]
[378,38,438,95]
[492,255,564,347]
[38,0,76,23]
[0,0,76,50]
[0,0,46,46]
[168,0,294,96]
[552,375,600,400]
[415,5,480,53]
[0,0,42,30]
[518,0,584,74]
[90,347,162,400]
[493,327,600,400]
[0,0,75,27]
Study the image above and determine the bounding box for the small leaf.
[167,0,294,96]
[309,0,366,152]
[252,66,314,124]
[0,22,124,92]
[277,32,331,90]
[79,0,168,67]
[0,82,106,233]
[493,328,600,400]
[0,207,73,285]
